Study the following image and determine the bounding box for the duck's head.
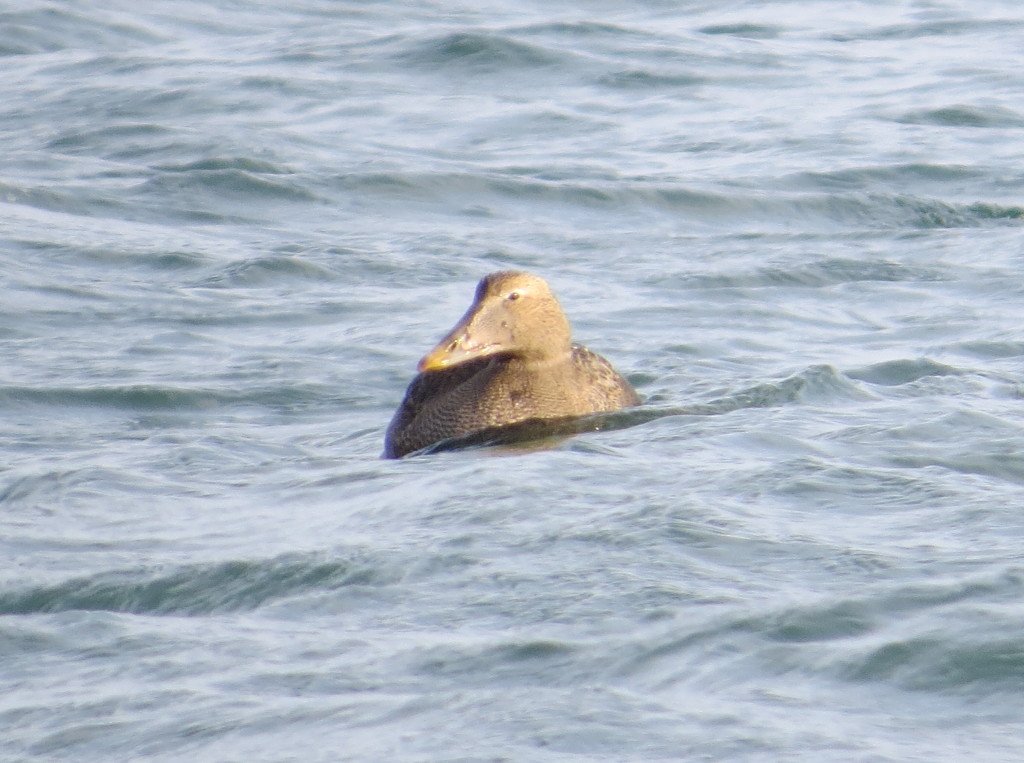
[418,271,573,373]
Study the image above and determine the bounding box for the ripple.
[837,18,1024,42]
[598,69,706,89]
[139,169,318,203]
[0,7,166,56]
[396,31,573,73]
[890,104,1024,129]
[156,157,291,175]
[327,171,1024,230]
[198,255,337,287]
[847,358,963,386]
[0,553,384,616]
[0,383,333,412]
[699,24,785,39]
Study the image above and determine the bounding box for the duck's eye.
[507,291,521,302]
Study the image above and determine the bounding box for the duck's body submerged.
[384,271,639,458]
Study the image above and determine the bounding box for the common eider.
[383,271,640,458]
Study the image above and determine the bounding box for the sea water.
[3,1,1024,760]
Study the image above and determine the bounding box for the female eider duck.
[384,271,640,458]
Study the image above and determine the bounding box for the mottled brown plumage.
[384,271,639,458]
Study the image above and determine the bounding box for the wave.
[0,552,381,616]
[393,31,578,73]
[0,383,334,412]
[330,171,1024,230]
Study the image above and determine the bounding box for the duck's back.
[569,343,641,413]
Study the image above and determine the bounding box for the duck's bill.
[418,332,502,372]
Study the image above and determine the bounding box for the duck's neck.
[503,346,573,372]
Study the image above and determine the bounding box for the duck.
[383,271,640,458]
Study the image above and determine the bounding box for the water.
[3,0,1024,759]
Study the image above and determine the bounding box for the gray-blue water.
[4,1,1024,760]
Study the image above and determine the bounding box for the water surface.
[3,1,1024,760]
